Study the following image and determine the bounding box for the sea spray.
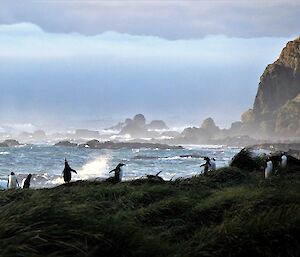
[75,155,109,180]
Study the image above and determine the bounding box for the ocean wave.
[184,144,226,150]
[133,155,160,160]
[0,151,10,155]
[133,154,204,160]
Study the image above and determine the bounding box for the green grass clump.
[0,166,299,257]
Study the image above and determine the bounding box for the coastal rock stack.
[240,36,300,138]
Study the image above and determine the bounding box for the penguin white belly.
[119,168,124,181]
[281,155,287,168]
[210,161,216,171]
[265,161,273,178]
[21,178,26,188]
[8,175,17,189]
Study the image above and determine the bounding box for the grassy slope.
[0,167,299,257]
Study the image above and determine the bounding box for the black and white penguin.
[7,172,19,189]
[200,157,211,173]
[280,152,288,168]
[269,155,281,170]
[23,174,32,189]
[265,157,273,178]
[62,158,77,183]
[109,163,126,183]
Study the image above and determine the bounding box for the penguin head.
[116,163,126,168]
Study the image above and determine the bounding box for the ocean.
[0,144,241,189]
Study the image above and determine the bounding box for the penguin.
[7,172,19,189]
[280,152,288,168]
[62,159,77,183]
[265,158,273,178]
[210,158,216,171]
[146,171,164,181]
[269,155,281,170]
[200,157,211,174]
[23,174,32,189]
[109,163,126,183]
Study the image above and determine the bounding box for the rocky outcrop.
[240,37,300,138]
[147,120,169,130]
[179,117,221,143]
[54,141,78,147]
[253,37,300,116]
[106,114,170,137]
[77,140,183,150]
[0,139,21,147]
[200,118,220,136]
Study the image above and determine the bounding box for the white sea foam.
[45,176,64,186]
[0,179,7,189]
[75,155,109,180]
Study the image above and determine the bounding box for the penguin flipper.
[155,171,162,177]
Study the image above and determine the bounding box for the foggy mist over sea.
[0,23,292,132]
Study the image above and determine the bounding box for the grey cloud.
[0,0,299,39]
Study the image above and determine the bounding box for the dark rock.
[55,141,78,147]
[180,117,220,141]
[242,37,300,137]
[147,120,169,130]
[200,117,220,136]
[119,114,148,137]
[133,114,146,127]
[2,139,21,147]
[181,127,209,140]
[120,122,148,137]
[78,140,183,150]
[253,37,300,115]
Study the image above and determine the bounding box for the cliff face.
[240,37,300,138]
[253,37,300,117]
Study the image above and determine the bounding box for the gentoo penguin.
[265,158,273,178]
[269,155,281,170]
[7,172,19,189]
[200,157,211,174]
[109,163,126,183]
[23,174,32,189]
[281,152,288,168]
[146,171,164,181]
[210,158,216,171]
[62,159,77,183]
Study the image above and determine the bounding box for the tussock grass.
[0,166,299,257]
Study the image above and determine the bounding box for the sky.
[0,0,299,131]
